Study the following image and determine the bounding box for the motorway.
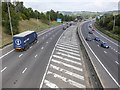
[1,24,64,88]
[79,20,119,88]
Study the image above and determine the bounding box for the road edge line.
[39,30,66,88]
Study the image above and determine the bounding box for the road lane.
[2,25,64,88]
[79,21,119,88]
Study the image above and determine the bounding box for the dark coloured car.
[101,42,109,48]
[69,23,72,26]
[86,36,92,41]
[63,27,66,30]
[89,25,92,28]
[95,36,100,41]
[89,31,93,34]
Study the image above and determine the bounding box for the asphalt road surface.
[79,20,119,88]
[41,25,87,88]
[1,24,65,88]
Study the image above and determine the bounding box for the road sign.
[57,19,62,22]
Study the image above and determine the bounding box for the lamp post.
[7,2,13,38]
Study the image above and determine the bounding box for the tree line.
[2,2,75,35]
[96,13,120,35]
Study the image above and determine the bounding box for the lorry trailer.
[13,31,37,51]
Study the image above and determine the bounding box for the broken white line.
[115,61,119,65]
[35,54,38,58]
[22,68,27,73]
[19,54,23,58]
[1,67,7,72]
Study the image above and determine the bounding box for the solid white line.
[56,46,79,53]
[52,59,83,72]
[35,54,38,58]
[19,54,23,58]
[0,49,14,59]
[44,80,59,88]
[50,64,84,80]
[56,52,81,61]
[1,67,7,72]
[56,48,80,57]
[95,30,119,47]
[53,55,81,65]
[22,68,27,74]
[39,30,65,88]
[47,71,86,88]
[115,61,119,65]
[80,26,120,87]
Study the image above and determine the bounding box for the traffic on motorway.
[1,1,119,89]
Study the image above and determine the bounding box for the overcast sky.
[17,0,119,12]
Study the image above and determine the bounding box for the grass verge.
[1,18,62,47]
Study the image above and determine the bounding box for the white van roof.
[14,31,35,37]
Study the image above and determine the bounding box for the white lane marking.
[58,43,78,48]
[41,47,44,49]
[0,49,14,59]
[44,80,59,88]
[56,48,80,57]
[80,26,120,87]
[68,79,86,88]
[97,45,100,47]
[37,41,39,43]
[47,71,86,88]
[56,52,81,61]
[95,30,119,47]
[53,55,81,65]
[57,44,78,50]
[46,42,48,44]
[35,54,38,58]
[1,67,7,72]
[115,61,119,65]
[30,46,32,49]
[39,30,65,88]
[50,64,84,80]
[104,51,107,54]
[22,68,27,74]
[19,54,23,58]
[52,59,83,72]
[56,46,79,53]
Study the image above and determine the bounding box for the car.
[89,25,92,28]
[69,23,72,26]
[63,27,66,30]
[94,36,100,41]
[67,25,69,28]
[89,31,93,34]
[86,36,92,41]
[101,42,109,48]
[92,28,95,31]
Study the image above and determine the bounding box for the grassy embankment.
[1,18,61,46]
[94,23,120,42]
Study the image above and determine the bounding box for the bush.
[107,20,114,30]
[112,26,120,35]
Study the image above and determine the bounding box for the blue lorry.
[13,31,37,51]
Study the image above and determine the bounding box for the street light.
[113,14,116,31]
[7,2,13,38]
